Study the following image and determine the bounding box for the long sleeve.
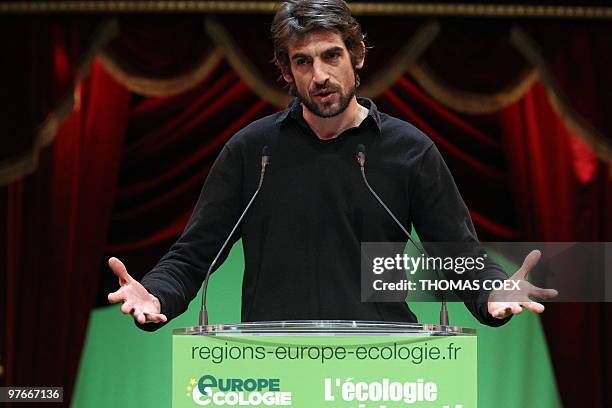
[139,144,244,330]
[409,143,511,327]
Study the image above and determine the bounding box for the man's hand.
[488,250,558,319]
[107,257,168,325]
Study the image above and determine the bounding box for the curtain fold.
[510,25,612,162]
[0,62,130,407]
[499,81,610,408]
[0,17,117,184]
[99,17,223,96]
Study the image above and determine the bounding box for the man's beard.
[297,81,356,118]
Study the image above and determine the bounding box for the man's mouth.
[313,90,336,101]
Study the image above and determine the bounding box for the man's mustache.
[311,82,340,95]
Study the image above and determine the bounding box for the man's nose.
[312,59,330,86]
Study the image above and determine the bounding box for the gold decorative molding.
[205,17,291,108]
[0,2,611,19]
[409,64,539,115]
[349,3,612,18]
[0,20,119,185]
[0,1,279,14]
[205,17,441,106]
[510,25,612,163]
[359,20,440,99]
[98,49,224,97]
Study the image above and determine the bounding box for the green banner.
[173,335,476,407]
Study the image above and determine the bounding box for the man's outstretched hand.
[488,250,558,319]
[107,257,168,325]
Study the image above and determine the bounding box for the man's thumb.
[515,250,541,280]
[108,257,131,283]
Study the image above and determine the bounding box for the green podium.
[173,321,476,407]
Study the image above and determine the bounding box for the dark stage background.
[1,2,611,407]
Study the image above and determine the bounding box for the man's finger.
[531,287,559,300]
[520,301,545,314]
[492,307,511,319]
[133,306,146,324]
[144,312,168,323]
[108,257,132,285]
[120,301,134,315]
[491,303,514,319]
[107,289,127,304]
[494,303,522,316]
[514,250,541,280]
[132,309,167,324]
[509,303,523,315]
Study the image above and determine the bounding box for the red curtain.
[0,63,130,406]
[0,17,109,168]
[500,82,610,408]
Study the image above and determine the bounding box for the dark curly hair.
[271,0,366,92]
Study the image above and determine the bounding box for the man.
[108,0,556,328]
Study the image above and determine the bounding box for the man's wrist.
[149,294,162,314]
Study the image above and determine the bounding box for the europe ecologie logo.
[185,374,292,406]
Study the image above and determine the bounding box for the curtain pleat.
[1,62,131,407]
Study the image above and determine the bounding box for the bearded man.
[108,0,556,329]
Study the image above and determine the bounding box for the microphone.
[199,146,271,327]
[355,144,449,326]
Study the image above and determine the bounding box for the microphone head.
[356,144,366,167]
[261,145,270,168]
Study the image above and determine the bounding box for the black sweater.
[140,98,510,329]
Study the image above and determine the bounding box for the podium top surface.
[173,320,475,336]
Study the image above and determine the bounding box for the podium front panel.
[173,321,476,408]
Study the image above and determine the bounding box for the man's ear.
[282,70,294,84]
[355,41,366,69]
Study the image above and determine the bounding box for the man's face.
[283,30,364,118]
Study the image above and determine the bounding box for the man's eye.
[296,59,308,66]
